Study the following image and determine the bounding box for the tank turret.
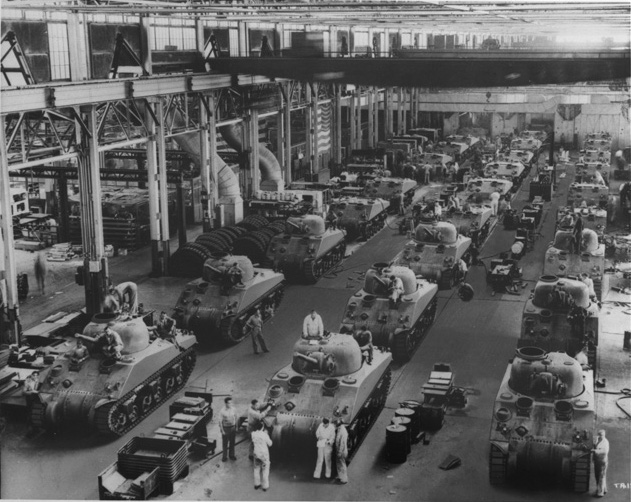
[444,205,493,247]
[339,263,438,362]
[489,347,595,492]
[329,197,389,241]
[521,275,598,366]
[392,223,472,290]
[31,312,197,436]
[173,254,285,345]
[265,215,346,283]
[263,332,392,460]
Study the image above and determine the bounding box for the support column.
[77,105,107,315]
[57,172,70,242]
[349,91,356,152]
[176,174,187,248]
[397,87,405,135]
[304,84,314,177]
[372,87,380,145]
[0,119,20,345]
[238,22,248,57]
[333,84,342,164]
[283,84,292,184]
[367,88,374,148]
[408,88,414,131]
[243,110,260,196]
[385,87,394,138]
[199,93,216,231]
[354,89,363,149]
[156,101,170,274]
[311,83,320,175]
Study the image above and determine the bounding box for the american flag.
[317,102,332,152]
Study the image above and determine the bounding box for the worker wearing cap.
[314,417,336,479]
[334,419,349,484]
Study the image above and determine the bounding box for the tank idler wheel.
[303,259,319,284]
[391,331,414,364]
[108,405,129,435]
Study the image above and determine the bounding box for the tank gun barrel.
[294,352,319,365]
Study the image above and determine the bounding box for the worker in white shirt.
[302,310,324,339]
[313,417,336,479]
[388,275,405,306]
[592,429,610,497]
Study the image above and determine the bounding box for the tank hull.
[392,236,472,290]
[340,279,438,363]
[174,271,285,345]
[264,343,392,461]
[489,358,595,491]
[266,230,346,284]
[543,247,605,290]
[567,183,609,208]
[331,197,389,241]
[446,205,494,247]
[31,327,197,436]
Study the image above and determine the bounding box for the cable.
[594,388,631,419]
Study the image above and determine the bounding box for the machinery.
[543,229,605,295]
[265,215,346,283]
[483,161,526,187]
[487,257,523,293]
[339,263,438,363]
[31,312,197,436]
[460,178,513,205]
[489,346,594,492]
[419,363,467,430]
[519,275,599,367]
[263,332,392,461]
[173,254,285,345]
[329,196,389,241]
[392,221,472,290]
[362,177,417,213]
[444,205,494,247]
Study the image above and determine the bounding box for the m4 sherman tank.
[31,312,197,436]
[520,275,599,367]
[329,197,389,241]
[460,178,513,205]
[173,254,285,345]
[392,221,472,290]
[362,177,417,213]
[339,263,438,363]
[263,332,392,461]
[489,346,594,492]
[556,206,607,242]
[265,215,346,283]
[544,229,605,296]
[444,205,494,247]
[567,183,609,209]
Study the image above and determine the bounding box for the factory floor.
[1,155,630,502]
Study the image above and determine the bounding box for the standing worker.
[388,274,405,307]
[592,429,609,497]
[303,309,324,340]
[573,214,584,254]
[34,251,47,295]
[245,309,269,355]
[313,417,336,479]
[251,422,272,492]
[489,190,501,216]
[247,399,272,460]
[334,419,349,484]
[219,396,238,462]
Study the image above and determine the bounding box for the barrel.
[385,425,408,464]
[391,416,412,453]
[399,401,423,439]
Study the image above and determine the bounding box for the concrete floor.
[1,152,630,501]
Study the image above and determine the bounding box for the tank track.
[488,444,508,485]
[391,296,438,363]
[570,453,591,492]
[219,282,285,344]
[346,366,392,462]
[30,398,47,430]
[93,346,197,436]
[302,241,347,284]
[361,212,387,241]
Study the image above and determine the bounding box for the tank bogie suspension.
[303,240,347,284]
[346,368,391,461]
[86,348,197,436]
[361,212,388,240]
[391,296,438,363]
[220,283,285,345]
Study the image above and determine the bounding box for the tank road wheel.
[489,444,508,485]
[137,391,154,414]
[438,268,454,290]
[219,316,248,345]
[163,374,176,396]
[571,454,591,493]
[391,330,416,363]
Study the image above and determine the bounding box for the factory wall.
[1,21,51,82]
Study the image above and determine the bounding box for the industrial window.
[47,23,70,80]
[152,24,196,50]
[401,33,412,47]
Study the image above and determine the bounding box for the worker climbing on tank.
[76,323,125,360]
[353,326,373,365]
[326,210,338,230]
[149,311,180,348]
[592,170,606,186]
[67,338,89,363]
[558,210,575,229]
[103,282,139,315]
[388,274,405,308]
[574,343,591,370]
[228,262,245,288]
